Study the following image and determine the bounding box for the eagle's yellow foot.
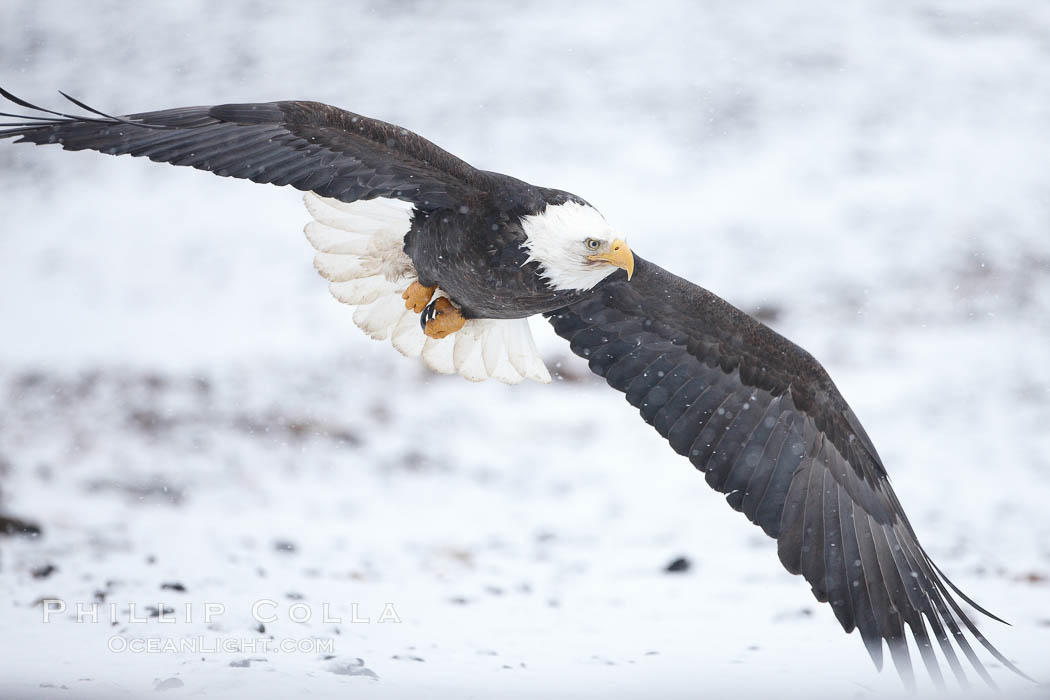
[402,281,437,313]
[421,297,466,339]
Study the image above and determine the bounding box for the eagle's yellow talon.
[423,297,466,339]
[402,281,436,313]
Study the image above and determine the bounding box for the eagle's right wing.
[546,256,1029,690]
[0,88,487,211]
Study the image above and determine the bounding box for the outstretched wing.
[547,256,1028,689]
[0,88,487,210]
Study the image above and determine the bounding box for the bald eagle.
[0,89,1029,689]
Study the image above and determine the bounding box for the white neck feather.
[520,201,621,291]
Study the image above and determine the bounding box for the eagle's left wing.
[546,256,1028,690]
[0,88,488,210]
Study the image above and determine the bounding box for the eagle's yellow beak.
[588,238,634,280]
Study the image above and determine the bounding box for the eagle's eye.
[585,238,601,250]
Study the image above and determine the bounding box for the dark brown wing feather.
[0,88,487,210]
[547,256,1029,689]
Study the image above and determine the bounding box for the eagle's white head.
[520,201,635,291]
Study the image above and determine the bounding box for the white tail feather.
[314,253,378,283]
[305,221,372,255]
[329,277,397,306]
[352,295,409,340]
[505,318,552,383]
[453,328,490,382]
[481,328,518,383]
[304,193,551,384]
[391,311,427,357]
[422,335,456,374]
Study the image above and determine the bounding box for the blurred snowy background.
[1,1,1049,698]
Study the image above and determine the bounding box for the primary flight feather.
[0,89,1028,689]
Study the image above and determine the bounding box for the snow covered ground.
[1,2,1048,698]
